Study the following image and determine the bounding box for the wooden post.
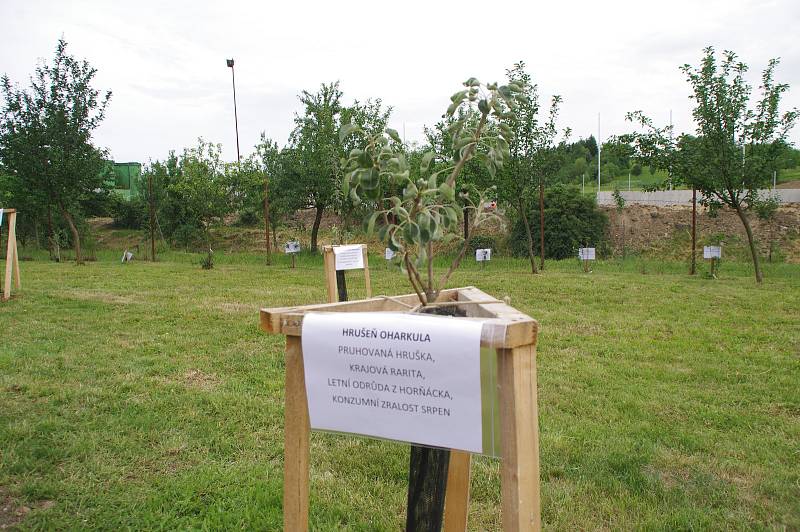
[291,253,296,269]
[498,344,540,532]
[362,245,372,298]
[690,187,697,275]
[323,245,371,304]
[443,450,472,531]
[284,335,310,531]
[2,210,20,301]
[264,176,272,266]
[149,174,156,261]
[323,247,337,303]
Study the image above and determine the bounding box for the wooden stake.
[3,210,20,301]
[443,450,472,531]
[497,344,540,532]
[284,335,310,532]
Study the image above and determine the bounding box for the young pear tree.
[340,77,524,305]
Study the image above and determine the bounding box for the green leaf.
[363,211,379,234]
[450,89,468,103]
[420,151,435,173]
[386,128,402,144]
[339,123,360,144]
[478,99,490,114]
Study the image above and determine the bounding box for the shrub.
[110,195,147,229]
[467,234,497,254]
[631,163,642,176]
[509,184,608,260]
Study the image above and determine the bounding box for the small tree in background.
[752,192,781,262]
[0,38,111,264]
[680,47,797,282]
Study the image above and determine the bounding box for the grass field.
[1,252,799,530]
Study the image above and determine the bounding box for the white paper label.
[703,246,721,259]
[578,247,596,260]
[333,244,365,270]
[301,312,484,453]
[285,241,301,254]
[475,249,492,262]
[384,247,395,260]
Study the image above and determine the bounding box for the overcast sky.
[2,0,799,164]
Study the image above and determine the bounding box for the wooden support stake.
[443,450,472,532]
[284,335,310,532]
[362,245,372,298]
[3,210,20,301]
[497,344,540,532]
[323,248,337,303]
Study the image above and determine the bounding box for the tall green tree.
[0,39,111,264]
[496,61,565,273]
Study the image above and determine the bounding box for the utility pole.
[226,58,241,162]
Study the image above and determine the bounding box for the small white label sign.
[333,244,365,270]
[703,246,721,259]
[301,312,484,453]
[385,247,395,260]
[578,247,596,260]
[0,208,4,227]
[475,248,492,262]
[285,241,301,254]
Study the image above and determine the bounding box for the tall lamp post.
[226,58,241,162]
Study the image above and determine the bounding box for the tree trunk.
[539,180,545,270]
[734,205,762,283]
[272,225,278,252]
[518,198,538,274]
[310,204,324,253]
[463,206,470,242]
[60,202,82,265]
[47,204,58,261]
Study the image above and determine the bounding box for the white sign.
[578,247,596,260]
[301,312,484,453]
[121,250,134,263]
[475,248,492,262]
[285,241,301,254]
[0,208,4,227]
[703,246,722,259]
[384,247,395,260]
[333,244,365,270]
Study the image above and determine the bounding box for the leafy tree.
[680,47,797,282]
[341,77,522,304]
[0,39,111,264]
[496,61,565,273]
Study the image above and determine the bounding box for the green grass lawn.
[1,252,799,530]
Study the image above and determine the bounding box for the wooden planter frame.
[2,209,21,301]
[260,286,540,531]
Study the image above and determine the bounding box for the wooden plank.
[362,245,372,299]
[11,213,20,289]
[322,246,337,303]
[443,450,472,532]
[284,335,310,531]
[260,286,537,348]
[497,344,540,532]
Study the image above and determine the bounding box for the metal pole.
[773,170,776,189]
[227,59,241,163]
[597,113,601,193]
[690,187,696,275]
[149,174,156,261]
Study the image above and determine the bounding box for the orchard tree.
[680,47,797,282]
[0,38,111,264]
[289,83,390,251]
[497,61,565,273]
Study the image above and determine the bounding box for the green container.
[113,162,142,195]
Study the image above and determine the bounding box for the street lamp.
[226,58,241,162]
